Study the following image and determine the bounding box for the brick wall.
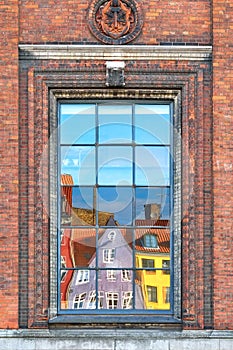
[0,0,233,332]
[0,0,19,328]
[213,0,233,329]
[19,0,211,45]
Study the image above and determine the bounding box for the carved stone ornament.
[88,0,143,44]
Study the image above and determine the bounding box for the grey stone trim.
[19,44,212,61]
[0,329,232,350]
[49,88,182,322]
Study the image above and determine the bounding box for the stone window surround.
[18,44,212,328]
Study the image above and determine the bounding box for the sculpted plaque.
[88,0,143,44]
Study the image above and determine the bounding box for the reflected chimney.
[144,203,161,220]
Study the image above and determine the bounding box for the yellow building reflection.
[135,221,170,310]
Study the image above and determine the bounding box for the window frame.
[49,89,182,324]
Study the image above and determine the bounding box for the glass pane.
[60,228,96,268]
[60,228,97,310]
[60,104,95,144]
[60,146,95,185]
[135,228,170,254]
[135,104,170,145]
[64,270,97,310]
[98,187,133,226]
[60,228,75,309]
[135,270,170,310]
[135,146,170,186]
[98,227,133,268]
[98,105,132,143]
[98,146,133,185]
[60,177,73,226]
[60,186,96,226]
[135,226,170,310]
[135,187,171,223]
[72,187,95,226]
[97,271,134,310]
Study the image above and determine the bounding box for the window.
[143,234,158,248]
[73,293,86,309]
[103,249,115,263]
[141,258,155,268]
[60,256,67,282]
[87,291,96,309]
[75,270,89,284]
[106,292,118,309]
[147,286,157,303]
[58,101,174,316]
[107,270,117,281]
[122,291,133,309]
[98,291,104,309]
[121,269,131,282]
[108,231,116,241]
[163,287,170,304]
[162,260,170,274]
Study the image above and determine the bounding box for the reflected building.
[66,218,144,310]
[60,173,170,310]
[135,219,170,310]
[60,229,74,309]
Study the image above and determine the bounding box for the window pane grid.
[58,101,172,313]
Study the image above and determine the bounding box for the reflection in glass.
[60,104,96,145]
[71,187,95,226]
[135,146,170,186]
[98,187,133,226]
[58,102,173,312]
[135,187,170,222]
[98,105,132,144]
[97,273,135,310]
[61,186,96,226]
[98,146,133,185]
[135,270,170,310]
[60,146,95,185]
[135,104,170,145]
[98,227,133,268]
[62,228,96,268]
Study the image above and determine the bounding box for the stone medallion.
[88,0,143,44]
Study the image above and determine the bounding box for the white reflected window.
[121,270,131,282]
[87,291,96,309]
[75,270,89,284]
[103,249,115,263]
[108,231,116,241]
[98,291,104,309]
[107,270,117,281]
[122,291,133,309]
[73,293,86,309]
[106,292,118,309]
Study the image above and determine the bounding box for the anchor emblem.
[98,0,132,39]
[88,0,143,44]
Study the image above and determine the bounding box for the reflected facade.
[59,102,172,312]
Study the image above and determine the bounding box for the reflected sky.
[60,103,172,223]
[69,186,170,224]
[60,104,96,144]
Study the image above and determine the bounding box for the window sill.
[49,315,182,328]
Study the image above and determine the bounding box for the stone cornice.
[19,44,212,61]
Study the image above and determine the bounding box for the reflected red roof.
[135,219,169,227]
[135,227,170,254]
